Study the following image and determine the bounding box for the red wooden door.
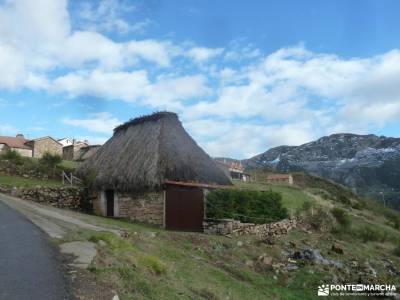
[165,186,204,232]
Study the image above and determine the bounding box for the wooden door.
[105,189,114,217]
[165,186,204,232]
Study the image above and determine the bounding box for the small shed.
[77,112,232,232]
[266,173,294,185]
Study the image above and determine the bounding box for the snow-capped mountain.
[245,133,400,209]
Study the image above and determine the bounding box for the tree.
[39,152,62,178]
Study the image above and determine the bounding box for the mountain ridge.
[221,133,400,209]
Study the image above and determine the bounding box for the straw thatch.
[77,112,232,192]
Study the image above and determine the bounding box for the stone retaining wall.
[0,160,48,179]
[0,185,83,210]
[203,218,297,238]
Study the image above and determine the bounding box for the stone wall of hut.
[117,191,164,226]
[93,190,165,226]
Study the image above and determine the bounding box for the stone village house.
[62,140,101,161]
[215,159,251,182]
[266,173,294,185]
[0,134,62,158]
[77,112,232,232]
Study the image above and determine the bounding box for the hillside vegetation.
[59,172,400,299]
[1,155,399,299]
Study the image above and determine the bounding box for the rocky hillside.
[245,133,400,209]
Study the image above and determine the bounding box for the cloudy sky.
[1,0,400,158]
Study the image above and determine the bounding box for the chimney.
[16,134,25,139]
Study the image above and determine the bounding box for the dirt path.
[0,193,120,238]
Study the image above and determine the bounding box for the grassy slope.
[0,174,62,187]
[53,176,400,300]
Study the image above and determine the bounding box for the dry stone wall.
[0,185,83,210]
[203,218,297,238]
[117,191,164,226]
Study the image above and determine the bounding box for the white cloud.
[62,112,121,135]
[53,70,209,109]
[77,0,140,34]
[2,0,400,158]
[184,118,317,158]
[186,47,224,62]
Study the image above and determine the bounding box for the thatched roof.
[77,112,232,192]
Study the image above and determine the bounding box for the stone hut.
[25,136,63,158]
[62,141,89,161]
[266,173,294,185]
[77,112,232,232]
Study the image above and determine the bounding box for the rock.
[144,231,156,238]
[258,254,273,265]
[291,247,342,268]
[331,243,344,254]
[262,237,275,245]
[285,264,298,272]
[272,263,285,270]
[363,262,377,278]
[236,241,243,247]
[59,241,97,269]
[98,240,107,247]
[112,295,119,300]
[245,260,254,267]
[350,260,358,267]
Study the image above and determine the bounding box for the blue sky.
[1,0,400,158]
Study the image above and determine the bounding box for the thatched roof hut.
[78,112,232,192]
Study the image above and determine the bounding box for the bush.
[308,208,333,232]
[331,207,351,229]
[384,210,400,230]
[0,149,24,165]
[394,243,400,257]
[356,225,388,243]
[39,152,62,167]
[206,189,288,224]
[39,152,62,177]
[301,200,313,212]
[336,194,351,205]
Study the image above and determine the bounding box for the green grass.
[59,160,79,170]
[83,223,323,300]
[77,208,400,300]
[234,181,313,213]
[0,174,62,188]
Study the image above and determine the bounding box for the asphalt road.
[0,198,71,300]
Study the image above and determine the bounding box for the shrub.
[351,200,366,210]
[394,243,400,257]
[331,207,351,229]
[39,152,62,167]
[301,200,313,212]
[308,208,333,232]
[206,189,288,224]
[384,211,400,230]
[0,149,24,165]
[356,225,388,243]
[336,194,351,205]
[39,152,62,177]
